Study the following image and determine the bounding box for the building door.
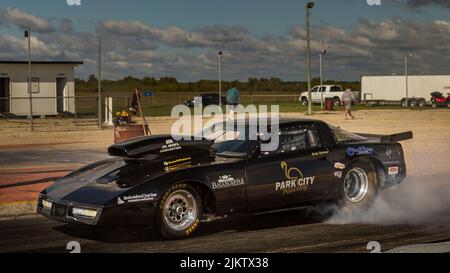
[0,78,10,113]
[56,78,67,113]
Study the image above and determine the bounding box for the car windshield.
[330,126,366,143]
[201,122,258,155]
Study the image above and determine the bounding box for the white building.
[0,61,83,116]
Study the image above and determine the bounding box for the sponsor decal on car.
[385,148,392,158]
[211,175,245,190]
[333,171,343,178]
[160,139,182,153]
[275,161,316,195]
[163,157,192,172]
[312,150,329,157]
[117,193,158,205]
[334,162,346,170]
[347,146,374,157]
[388,166,399,175]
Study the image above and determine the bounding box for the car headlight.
[42,199,53,210]
[72,207,98,218]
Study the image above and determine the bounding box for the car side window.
[330,86,342,92]
[311,87,318,92]
[262,125,321,156]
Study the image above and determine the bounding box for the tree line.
[76,74,361,93]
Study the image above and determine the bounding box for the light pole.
[98,36,102,128]
[218,50,223,107]
[404,53,412,108]
[319,50,326,110]
[306,2,314,115]
[25,27,33,132]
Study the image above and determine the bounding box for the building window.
[27,77,40,93]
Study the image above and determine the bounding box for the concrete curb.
[0,201,37,218]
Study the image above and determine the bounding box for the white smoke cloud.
[327,174,450,225]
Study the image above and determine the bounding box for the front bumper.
[37,195,157,226]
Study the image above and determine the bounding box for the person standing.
[342,88,356,119]
[130,87,141,121]
[226,87,240,120]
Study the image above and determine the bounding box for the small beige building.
[0,61,83,116]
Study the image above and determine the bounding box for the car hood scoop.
[108,135,213,158]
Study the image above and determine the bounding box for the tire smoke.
[327,175,450,225]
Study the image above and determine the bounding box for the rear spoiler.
[357,131,413,143]
[381,131,413,143]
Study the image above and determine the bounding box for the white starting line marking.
[385,241,450,253]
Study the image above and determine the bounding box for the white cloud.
[2,7,52,32]
[1,10,450,81]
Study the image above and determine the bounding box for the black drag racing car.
[38,118,413,239]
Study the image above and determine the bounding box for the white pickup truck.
[299,85,359,106]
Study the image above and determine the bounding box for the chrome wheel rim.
[163,189,197,231]
[344,167,369,203]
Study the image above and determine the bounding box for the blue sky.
[0,0,449,81]
[1,0,448,34]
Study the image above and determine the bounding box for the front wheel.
[339,160,379,212]
[156,183,202,239]
[401,99,409,107]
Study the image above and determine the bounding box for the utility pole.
[25,27,33,132]
[404,54,411,108]
[306,2,314,115]
[98,36,102,128]
[218,50,223,107]
[319,50,326,110]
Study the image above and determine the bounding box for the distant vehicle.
[184,93,226,107]
[361,75,450,107]
[430,92,450,108]
[299,85,360,107]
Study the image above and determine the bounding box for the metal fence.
[0,94,301,131]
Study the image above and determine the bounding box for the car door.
[310,86,320,103]
[245,123,334,212]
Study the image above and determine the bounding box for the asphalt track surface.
[1,208,450,253]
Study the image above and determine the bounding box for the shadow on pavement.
[53,207,329,244]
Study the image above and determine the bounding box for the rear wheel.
[333,98,341,107]
[156,183,202,239]
[339,160,379,212]
[409,99,418,107]
[418,99,426,108]
[301,97,308,106]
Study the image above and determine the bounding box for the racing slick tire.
[156,183,202,240]
[338,159,379,213]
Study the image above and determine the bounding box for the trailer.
[361,75,450,107]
